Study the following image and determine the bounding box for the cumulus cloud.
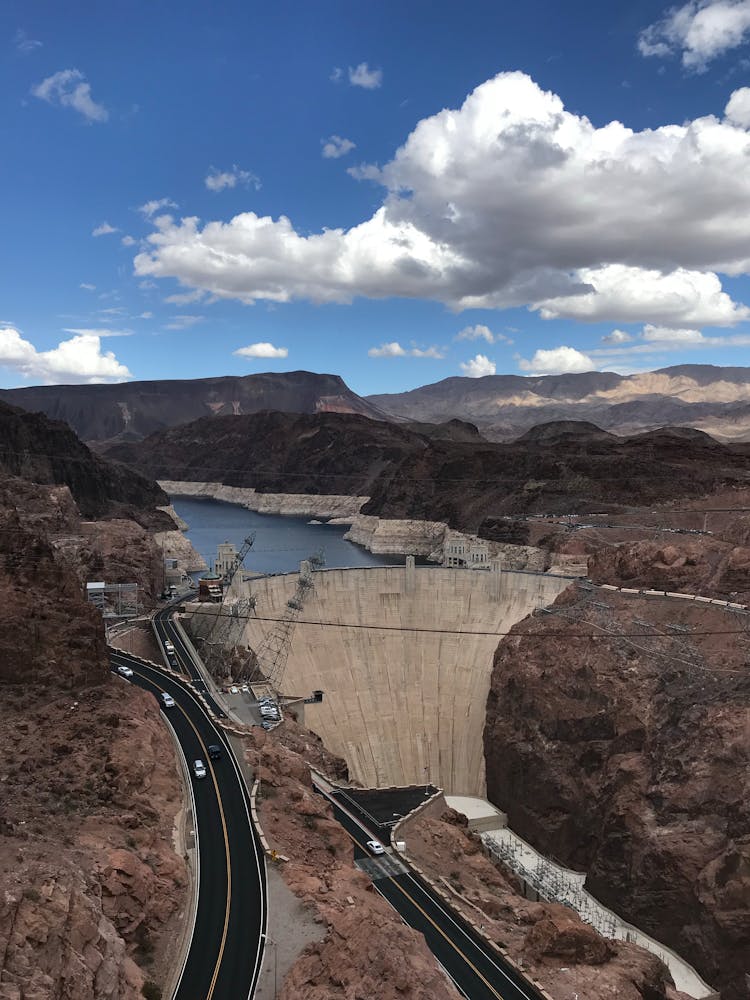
[233,342,288,359]
[641,324,705,342]
[330,67,343,83]
[165,315,204,330]
[638,0,750,71]
[455,324,510,344]
[348,62,382,89]
[121,234,137,247]
[460,353,496,377]
[725,86,750,127]
[92,221,117,237]
[79,282,96,291]
[138,198,178,219]
[164,289,205,305]
[62,327,132,338]
[368,342,407,357]
[368,341,443,358]
[601,329,632,344]
[517,346,594,375]
[205,165,260,193]
[0,327,131,383]
[31,68,107,123]
[133,71,750,326]
[322,135,356,159]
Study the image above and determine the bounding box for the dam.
[241,564,571,795]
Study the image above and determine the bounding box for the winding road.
[109,648,267,1000]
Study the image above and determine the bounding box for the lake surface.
[171,496,405,575]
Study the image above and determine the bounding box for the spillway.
[244,565,570,795]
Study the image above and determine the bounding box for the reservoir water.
[171,496,405,575]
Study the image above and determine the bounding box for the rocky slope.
[0,371,389,443]
[483,584,750,999]
[106,412,750,533]
[0,400,167,521]
[0,474,187,998]
[367,364,750,441]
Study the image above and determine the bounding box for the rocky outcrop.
[483,585,750,999]
[0,400,168,520]
[0,370,390,442]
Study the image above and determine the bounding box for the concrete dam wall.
[243,565,570,795]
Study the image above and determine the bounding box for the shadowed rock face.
[0,370,390,443]
[0,400,167,520]
[483,586,750,1000]
[106,411,750,530]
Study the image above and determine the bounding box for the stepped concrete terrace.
[243,564,571,795]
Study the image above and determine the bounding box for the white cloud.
[725,86,750,127]
[14,29,42,54]
[164,289,205,305]
[641,324,705,342]
[455,324,506,344]
[138,198,178,219]
[601,329,632,344]
[517,346,594,375]
[0,327,131,383]
[133,71,750,326]
[31,68,107,123]
[79,282,96,291]
[638,0,750,71]
[121,234,137,246]
[368,341,443,358]
[165,314,204,330]
[322,135,356,159]
[92,221,118,237]
[62,327,132,338]
[534,264,749,327]
[205,165,260,192]
[410,345,445,358]
[330,67,343,83]
[348,62,382,89]
[369,342,407,357]
[233,342,288,359]
[139,311,153,319]
[460,353,496,377]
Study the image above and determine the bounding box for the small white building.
[443,536,489,569]
[214,541,238,579]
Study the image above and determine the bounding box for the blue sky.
[3,0,750,394]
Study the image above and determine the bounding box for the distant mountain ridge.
[366,364,750,441]
[0,371,389,443]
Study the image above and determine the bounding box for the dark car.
[207,744,222,761]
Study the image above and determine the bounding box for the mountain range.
[2,364,750,443]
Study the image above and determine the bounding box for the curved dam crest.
[243,565,571,795]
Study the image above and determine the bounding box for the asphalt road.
[153,606,226,718]
[110,648,266,1000]
[322,787,542,1000]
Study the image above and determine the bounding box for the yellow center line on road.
[132,666,232,1000]
[337,820,509,1000]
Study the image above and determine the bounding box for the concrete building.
[243,565,569,795]
[214,541,238,580]
[198,573,223,602]
[443,536,489,568]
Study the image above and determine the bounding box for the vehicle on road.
[159,692,176,709]
[193,759,207,779]
[164,639,175,654]
[261,720,275,730]
[116,664,134,678]
[366,839,385,855]
[207,744,222,760]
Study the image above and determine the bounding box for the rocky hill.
[484,584,750,999]
[0,400,167,521]
[367,364,750,441]
[107,410,750,531]
[0,370,389,443]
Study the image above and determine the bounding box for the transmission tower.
[200,532,257,677]
[223,532,257,588]
[248,560,316,691]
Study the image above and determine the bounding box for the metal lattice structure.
[223,532,256,587]
[250,565,316,691]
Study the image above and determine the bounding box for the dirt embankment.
[406,809,685,1000]
[483,585,750,999]
[247,721,460,1000]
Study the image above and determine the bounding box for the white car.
[366,839,385,855]
[116,664,133,678]
[193,759,207,779]
[159,692,176,709]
